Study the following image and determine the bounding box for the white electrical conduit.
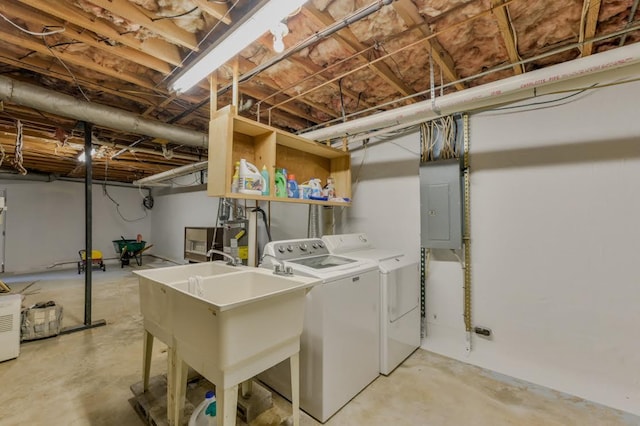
[0,75,208,148]
[90,137,201,162]
[133,160,208,186]
[302,41,640,142]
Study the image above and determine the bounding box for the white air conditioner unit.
[0,294,21,362]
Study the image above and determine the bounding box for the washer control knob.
[311,243,318,249]
[317,242,325,248]
[286,245,294,252]
[300,244,308,251]
[277,246,286,254]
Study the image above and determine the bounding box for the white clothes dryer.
[323,233,420,375]
[259,238,379,423]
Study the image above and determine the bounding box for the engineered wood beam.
[393,0,468,88]
[17,0,183,67]
[581,0,602,56]
[490,0,524,74]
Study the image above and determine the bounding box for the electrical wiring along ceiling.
[0,0,638,183]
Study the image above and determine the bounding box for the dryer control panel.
[322,233,373,253]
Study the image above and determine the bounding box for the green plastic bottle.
[275,168,287,198]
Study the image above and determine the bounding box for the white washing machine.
[259,238,379,423]
[323,233,420,375]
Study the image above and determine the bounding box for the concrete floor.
[1,260,638,426]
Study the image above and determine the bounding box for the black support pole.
[84,120,92,324]
[61,122,106,334]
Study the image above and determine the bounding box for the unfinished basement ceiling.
[0,0,638,183]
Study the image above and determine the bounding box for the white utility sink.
[172,269,314,311]
[170,270,317,382]
[134,261,247,412]
[135,261,241,343]
[135,264,319,426]
[137,261,240,284]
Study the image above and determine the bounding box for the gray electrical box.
[419,160,462,249]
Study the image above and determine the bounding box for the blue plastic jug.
[287,174,299,198]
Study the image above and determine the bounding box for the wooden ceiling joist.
[392,0,467,89]
[237,85,322,125]
[581,0,603,57]
[17,0,184,67]
[301,6,418,102]
[286,56,378,111]
[191,0,231,25]
[0,1,172,75]
[234,56,338,121]
[490,0,525,75]
[81,0,198,51]
[0,0,626,183]
[0,56,161,108]
[0,29,161,90]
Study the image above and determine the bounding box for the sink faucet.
[207,249,241,266]
[260,253,294,276]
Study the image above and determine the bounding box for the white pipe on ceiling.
[0,76,208,148]
[301,41,640,142]
[133,160,208,186]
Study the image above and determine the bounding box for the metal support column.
[61,121,106,334]
[462,114,472,352]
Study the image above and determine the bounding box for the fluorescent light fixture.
[170,0,308,94]
[78,148,96,162]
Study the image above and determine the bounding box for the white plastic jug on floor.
[189,390,216,426]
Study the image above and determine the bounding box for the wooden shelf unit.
[207,106,351,207]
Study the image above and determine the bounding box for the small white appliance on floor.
[323,233,420,375]
[0,294,21,362]
[259,238,379,423]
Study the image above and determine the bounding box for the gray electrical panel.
[419,160,462,249]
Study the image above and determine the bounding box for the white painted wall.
[0,180,151,273]
[421,81,640,416]
[150,188,219,264]
[149,187,309,264]
[338,132,422,263]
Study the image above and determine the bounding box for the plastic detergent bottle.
[261,165,270,196]
[323,176,335,199]
[238,159,265,195]
[298,184,311,199]
[275,168,287,198]
[231,161,240,193]
[189,390,216,426]
[309,178,322,197]
[287,174,299,198]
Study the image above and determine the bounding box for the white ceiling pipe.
[0,76,208,148]
[133,160,208,186]
[302,41,640,142]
